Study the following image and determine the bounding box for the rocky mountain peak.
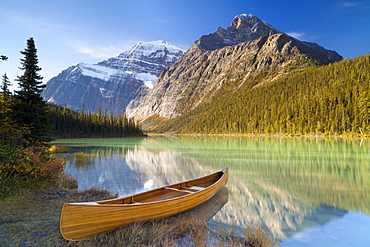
[230,14,273,31]
[120,40,184,62]
[42,41,184,115]
[98,40,185,74]
[194,14,281,51]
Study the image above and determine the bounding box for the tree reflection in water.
[55,136,370,245]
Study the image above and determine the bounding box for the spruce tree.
[0,73,14,140]
[0,72,24,169]
[12,38,52,145]
[1,73,12,106]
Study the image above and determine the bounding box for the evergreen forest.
[155,54,370,136]
[48,104,143,137]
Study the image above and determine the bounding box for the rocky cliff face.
[126,14,342,120]
[195,14,281,51]
[42,41,184,114]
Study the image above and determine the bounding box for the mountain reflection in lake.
[54,136,370,246]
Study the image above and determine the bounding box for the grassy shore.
[0,175,277,247]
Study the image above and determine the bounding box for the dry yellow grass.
[0,175,278,247]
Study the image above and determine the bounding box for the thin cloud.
[287,31,307,40]
[73,43,94,55]
[340,2,361,8]
[69,40,135,59]
[287,31,321,42]
[6,11,55,32]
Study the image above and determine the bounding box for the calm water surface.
[54,136,370,246]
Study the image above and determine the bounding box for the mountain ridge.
[125,14,342,120]
[42,14,344,127]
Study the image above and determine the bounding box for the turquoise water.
[54,136,370,246]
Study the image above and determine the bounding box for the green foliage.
[0,143,64,197]
[0,38,62,197]
[48,104,144,137]
[0,55,8,61]
[156,54,370,135]
[11,38,52,144]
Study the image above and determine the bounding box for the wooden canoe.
[60,168,228,241]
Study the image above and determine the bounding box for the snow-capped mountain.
[42,41,185,114]
[98,41,184,76]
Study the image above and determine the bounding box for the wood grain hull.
[60,168,228,241]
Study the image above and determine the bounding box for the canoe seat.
[164,187,194,194]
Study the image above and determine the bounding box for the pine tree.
[0,73,14,140]
[0,73,22,160]
[12,38,52,145]
[1,73,12,108]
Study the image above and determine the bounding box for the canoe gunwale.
[68,168,227,206]
[60,168,228,241]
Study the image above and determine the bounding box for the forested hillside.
[155,54,370,135]
[48,104,144,137]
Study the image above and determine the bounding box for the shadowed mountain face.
[125,14,342,120]
[42,41,184,115]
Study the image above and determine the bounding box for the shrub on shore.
[0,144,65,198]
[49,145,68,153]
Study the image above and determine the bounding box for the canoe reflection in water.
[60,168,228,241]
[171,186,228,223]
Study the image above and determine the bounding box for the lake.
[53,136,370,246]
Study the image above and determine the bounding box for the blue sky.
[1,0,369,91]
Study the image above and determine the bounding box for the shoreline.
[49,131,369,139]
[147,132,369,139]
[0,176,277,246]
[49,134,148,139]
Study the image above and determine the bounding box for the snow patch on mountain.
[77,63,158,89]
[99,88,113,99]
[79,63,117,81]
[238,13,255,20]
[68,41,183,88]
[127,40,185,59]
[135,73,157,89]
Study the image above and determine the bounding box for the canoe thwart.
[187,186,205,191]
[164,187,195,194]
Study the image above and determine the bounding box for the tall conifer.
[0,73,15,141]
[12,38,51,145]
[1,73,12,105]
